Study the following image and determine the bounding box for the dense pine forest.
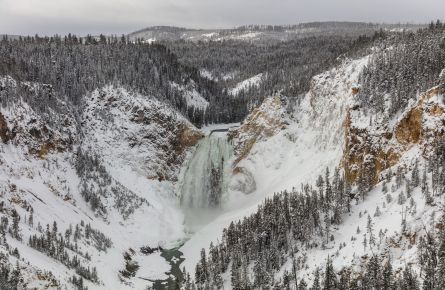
[0,35,247,126]
[165,32,380,104]
[0,28,383,127]
[358,21,445,116]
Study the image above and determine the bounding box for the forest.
[1,20,445,290]
[184,137,445,290]
[0,35,246,127]
[358,21,445,117]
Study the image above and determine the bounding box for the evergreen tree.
[323,257,336,290]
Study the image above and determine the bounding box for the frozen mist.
[179,133,233,209]
[178,132,233,231]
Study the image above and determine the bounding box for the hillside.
[181,24,445,290]
[0,22,444,290]
[128,22,421,43]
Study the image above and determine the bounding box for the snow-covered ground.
[1,52,441,289]
[229,73,264,95]
[0,83,195,289]
[181,57,370,274]
[170,81,209,109]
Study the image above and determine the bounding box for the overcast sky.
[1,0,444,36]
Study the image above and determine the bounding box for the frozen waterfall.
[179,133,233,209]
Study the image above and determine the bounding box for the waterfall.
[179,133,233,209]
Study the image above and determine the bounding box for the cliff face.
[221,57,371,200]
[0,78,201,289]
[343,84,445,185]
[226,57,444,195]
[82,86,203,182]
[228,95,286,165]
[226,96,285,194]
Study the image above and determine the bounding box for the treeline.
[28,222,99,283]
[75,148,149,218]
[233,22,380,32]
[358,20,445,117]
[0,34,247,127]
[184,136,445,289]
[28,219,113,283]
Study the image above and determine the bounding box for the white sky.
[0,0,444,36]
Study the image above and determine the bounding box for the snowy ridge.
[0,81,204,289]
[228,73,264,96]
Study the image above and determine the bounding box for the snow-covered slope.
[280,83,445,284]
[228,73,264,96]
[82,86,203,182]
[181,56,370,274]
[170,82,209,110]
[0,79,203,289]
[182,53,445,289]
[1,47,443,289]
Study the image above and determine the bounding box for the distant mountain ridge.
[128,21,423,43]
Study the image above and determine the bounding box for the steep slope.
[344,84,445,185]
[82,86,203,183]
[0,78,202,289]
[181,56,370,275]
[184,43,445,288]
[228,74,264,96]
[276,83,445,285]
[1,26,444,290]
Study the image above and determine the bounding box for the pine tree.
[312,268,321,290]
[11,210,21,240]
[399,265,419,290]
[382,259,394,290]
[437,217,445,289]
[323,257,336,290]
[298,278,308,290]
[28,208,34,228]
[411,160,420,187]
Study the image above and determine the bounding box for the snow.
[201,122,240,134]
[216,32,263,41]
[0,144,185,289]
[0,83,191,289]
[170,81,209,109]
[136,252,170,280]
[202,32,218,38]
[221,72,237,81]
[199,69,214,80]
[181,56,370,274]
[142,38,156,44]
[440,68,445,80]
[229,73,263,95]
[236,32,262,39]
[1,51,442,289]
[280,156,438,284]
